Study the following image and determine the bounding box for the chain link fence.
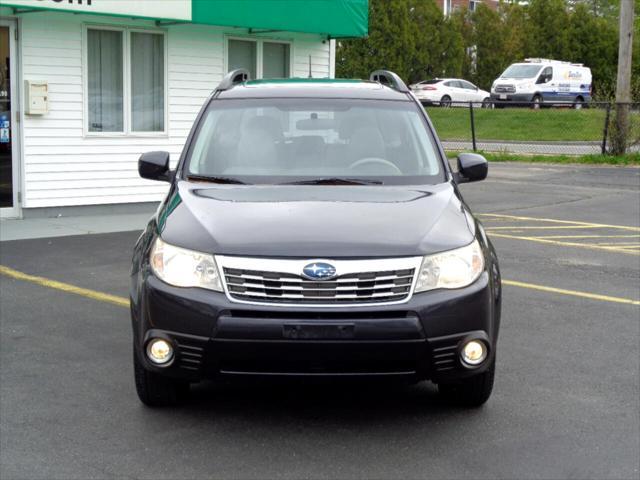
[422,101,640,156]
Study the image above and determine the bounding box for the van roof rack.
[524,58,583,67]
[216,69,250,91]
[369,70,410,93]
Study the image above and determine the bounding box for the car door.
[460,80,481,102]
[535,67,555,100]
[443,80,463,103]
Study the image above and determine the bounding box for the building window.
[469,0,481,12]
[86,27,166,134]
[263,42,290,78]
[131,32,165,132]
[228,39,258,79]
[226,38,291,79]
[87,29,124,133]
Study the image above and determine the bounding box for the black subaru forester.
[131,70,501,408]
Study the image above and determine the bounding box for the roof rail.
[524,58,579,65]
[216,69,250,91]
[369,70,410,93]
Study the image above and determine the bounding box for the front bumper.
[490,93,532,103]
[132,271,499,382]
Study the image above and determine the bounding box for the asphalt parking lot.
[1,163,639,480]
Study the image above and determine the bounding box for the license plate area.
[499,93,507,99]
[283,323,355,340]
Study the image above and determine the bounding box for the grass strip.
[445,151,640,165]
[425,107,618,142]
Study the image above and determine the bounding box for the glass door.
[0,20,20,218]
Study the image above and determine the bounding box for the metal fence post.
[469,101,477,152]
[601,103,612,155]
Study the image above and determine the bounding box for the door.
[536,66,556,101]
[443,80,462,103]
[460,80,481,102]
[0,19,20,218]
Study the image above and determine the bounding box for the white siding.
[17,12,331,208]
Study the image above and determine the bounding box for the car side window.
[536,67,552,84]
[460,81,476,90]
[445,81,460,88]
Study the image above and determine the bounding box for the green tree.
[408,0,464,82]
[471,4,507,89]
[336,0,463,84]
[568,3,618,98]
[336,0,416,81]
[526,0,572,59]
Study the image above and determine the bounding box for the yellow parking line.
[535,235,640,239]
[489,232,640,255]
[1,264,638,310]
[593,243,640,247]
[480,213,640,232]
[502,279,640,306]
[0,265,129,308]
[486,225,607,230]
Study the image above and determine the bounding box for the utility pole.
[611,0,634,155]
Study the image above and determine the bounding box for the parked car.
[131,69,502,408]
[409,78,491,107]
[490,58,592,109]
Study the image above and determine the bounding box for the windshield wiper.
[187,175,248,185]
[282,177,383,186]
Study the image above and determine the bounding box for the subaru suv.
[131,70,501,408]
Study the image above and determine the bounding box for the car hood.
[155,181,476,258]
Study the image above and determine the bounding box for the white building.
[0,0,368,218]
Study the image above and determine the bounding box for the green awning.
[192,0,368,38]
[3,0,368,38]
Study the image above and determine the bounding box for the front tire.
[134,348,189,407]
[573,97,584,110]
[481,97,492,109]
[438,358,495,407]
[531,94,542,110]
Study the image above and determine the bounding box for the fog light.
[146,339,173,365]
[461,340,487,366]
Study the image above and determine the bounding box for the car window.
[460,80,476,90]
[500,64,543,79]
[444,81,460,88]
[423,79,441,85]
[185,99,445,185]
[536,67,553,84]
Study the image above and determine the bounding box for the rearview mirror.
[455,153,488,183]
[139,151,172,182]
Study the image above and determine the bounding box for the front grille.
[494,84,516,93]
[223,267,416,305]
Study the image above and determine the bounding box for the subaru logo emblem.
[302,262,337,280]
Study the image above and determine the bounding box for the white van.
[490,59,592,108]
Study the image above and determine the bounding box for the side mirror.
[455,153,488,183]
[139,151,172,182]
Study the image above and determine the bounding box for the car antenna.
[308,55,312,78]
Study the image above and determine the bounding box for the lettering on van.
[37,0,92,6]
[565,70,583,80]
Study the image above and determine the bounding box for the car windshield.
[185,98,445,185]
[500,64,543,79]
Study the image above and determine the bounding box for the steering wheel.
[348,157,402,175]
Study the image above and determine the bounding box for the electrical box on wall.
[25,80,48,115]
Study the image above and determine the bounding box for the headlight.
[150,237,223,291]
[414,239,484,292]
